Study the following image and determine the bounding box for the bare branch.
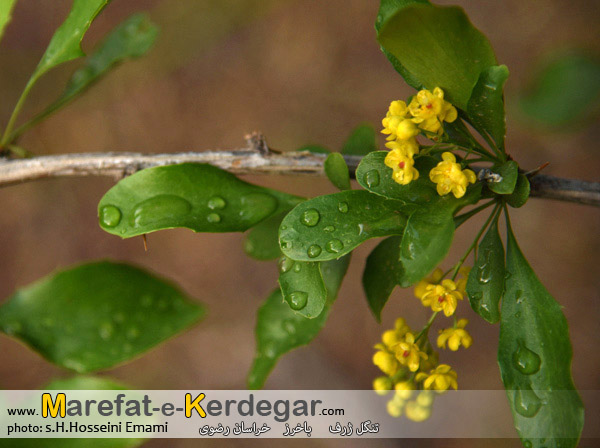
[0,146,598,206]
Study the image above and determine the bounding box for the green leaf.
[248,255,350,389]
[0,0,17,42]
[399,185,481,286]
[362,236,403,321]
[279,190,408,262]
[278,258,327,319]
[356,152,438,203]
[487,160,519,195]
[244,212,288,261]
[98,163,303,238]
[324,153,351,190]
[297,144,329,154]
[466,214,504,323]
[518,51,600,128]
[341,124,378,156]
[23,14,158,133]
[467,65,509,150]
[506,174,530,209]
[378,3,497,110]
[45,375,127,390]
[498,217,584,446]
[0,261,204,373]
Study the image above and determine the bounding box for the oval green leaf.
[378,3,497,110]
[362,236,403,322]
[498,217,584,446]
[248,255,350,389]
[98,163,303,237]
[244,212,290,261]
[279,190,408,262]
[466,214,504,323]
[341,124,378,156]
[0,0,17,42]
[324,153,351,191]
[278,258,327,319]
[506,174,530,208]
[356,152,438,203]
[0,261,205,373]
[467,65,510,150]
[487,161,519,195]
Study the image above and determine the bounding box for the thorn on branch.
[245,132,271,155]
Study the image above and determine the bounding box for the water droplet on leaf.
[326,239,344,253]
[282,319,296,334]
[365,170,380,187]
[289,291,308,310]
[278,257,294,273]
[323,225,335,232]
[513,342,541,375]
[293,264,302,273]
[132,195,191,227]
[307,245,322,258]
[99,322,114,340]
[207,196,226,210]
[100,205,122,227]
[338,202,349,213]
[514,387,542,418]
[301,209,320,227]
[207,213,221,223]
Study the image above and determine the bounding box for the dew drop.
[323,225,335,232]
[207,213,221,223]
[207,196,226,210]
[100,205,122,227]
[282,319,296,334]
[99,321,114,340]
[405,242,417,260]
[513,342,541,375]
[514,387,542,418]
[364,170,381,188]
[131,195,191,227]
[278,257,294,274]
[307,245,322,258]
[289,291,308,310]
[326,239,344,253]
[301,209,320,227]
[470,292,483,302]
[357,223,365,236]
[281,225,287,230]
[293,264,302,273]
[477,263,492,284]
[338,202,349,213]
[263,343,277,358]
[281,240,291,249]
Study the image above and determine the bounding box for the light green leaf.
[278,257,327,319]
[244,212,289,261]
[341,124,378,156]
[324,153,351,190]
[487,160,518,195]
[0,0,17,42]
[499,217,584,447]
[0,261,204,373]
[506,174,530,209]
[98,163,303,238]
[356,152,438,204]
[466,214,504,323]
[279,190,408,262]
[362,236,403,321]
[46,375,127,390]
[248,255,350,389]
[518,51,600,128]
[467,65,509,150]
[399,185,481,286]
[378,3,497,110]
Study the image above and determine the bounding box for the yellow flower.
[416,391,434,407]
[384,149,419,185]
[394,381,415,400]
[416,364,458,392]
[414,268,444,299]
[455,266,471,295]
[381,100,420,141]
[386,399,403,417]
[404,400,431,422]
[429,152,477,198]
[395,332,428,372]
[373,376,393,395]
[408,87,457,136]
[373,350,399,376]
[420,279,463,316]
[394,317,411,335]
[437,319,473,351]
[384,138,420,157]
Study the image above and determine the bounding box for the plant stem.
[416,311,439,343]
[1,78,36,146]
[454,200,496,228]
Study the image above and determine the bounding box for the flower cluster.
[381,88,477,198]
[372,266,473,421]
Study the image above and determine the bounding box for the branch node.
[245,132,270,155]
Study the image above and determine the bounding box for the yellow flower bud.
[373,350,399,376]
[373,376,393,395]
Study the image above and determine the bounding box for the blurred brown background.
[0,0,599,447]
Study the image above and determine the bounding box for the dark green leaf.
[248,255,350,389]
[279,190,408,262]
[487,161,519,195]
[467,65,509,150]
[0,0,17,41]
[378,3,497,110]
[399,185,481,286]
[297,144,329,154]
[466,214,504,323]
[443,116,483,150]
[498,217,584,446]
[506,174,530,208]
[98,163,303,238]
[244,212,289,261]
[278,258,327,319]
[341,124,378,156]
[0,261,204,373]
[324,153,351,190]
[363,236,403,321]
[356,152,438,203]
[32,14,158,124]
[518,51,600,128]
